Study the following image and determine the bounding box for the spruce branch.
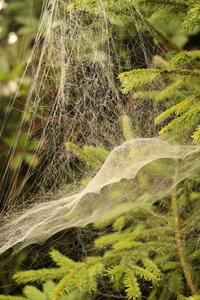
[192,125,200,142]
[155,95,196,125]
[0,297,25,300]
[13,268,67,284]
[123,270,141,300]
[183,2,200,31]
[158,104,200,136]
[136,0,188,9]
[171,169,196,295]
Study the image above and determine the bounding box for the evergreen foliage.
[65,142,109,170]
[10,224,162,300]
[119,0,200,143]
[1,0,200,299]
[2,181,200,299]
[137,0,200,31]
[119,50,200,142]
[0,280,88,300]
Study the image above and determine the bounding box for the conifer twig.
[171,168,196,295]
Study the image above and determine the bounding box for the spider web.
[0,0,200,254]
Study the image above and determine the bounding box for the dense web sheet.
[0,138,199,254]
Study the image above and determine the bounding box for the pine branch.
[119,67,200,93]
[13,268,67,284]
[123,270,141,300]
[154,80,185,102]
[137,0,188,9]
[132,265,158,282]
[169,51,200,68]
[65,142,108,170]
[50,249,74,268]
[0,297,25,300]
[52,273,74,300]
[192,125,200,142]
[183,2,200,31]
[155,95,196,125]
[22,286,45,300]
[171,169,196,295]
[121,114,134,141]
[142,258,162,279]
[158,104,200,136]
[119,69,161,93]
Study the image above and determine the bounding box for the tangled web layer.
[0,138,199,254]
[2,0,161,210]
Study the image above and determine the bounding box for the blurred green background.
[0,0,43,208]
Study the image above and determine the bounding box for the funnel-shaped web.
[0,138,199,254]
